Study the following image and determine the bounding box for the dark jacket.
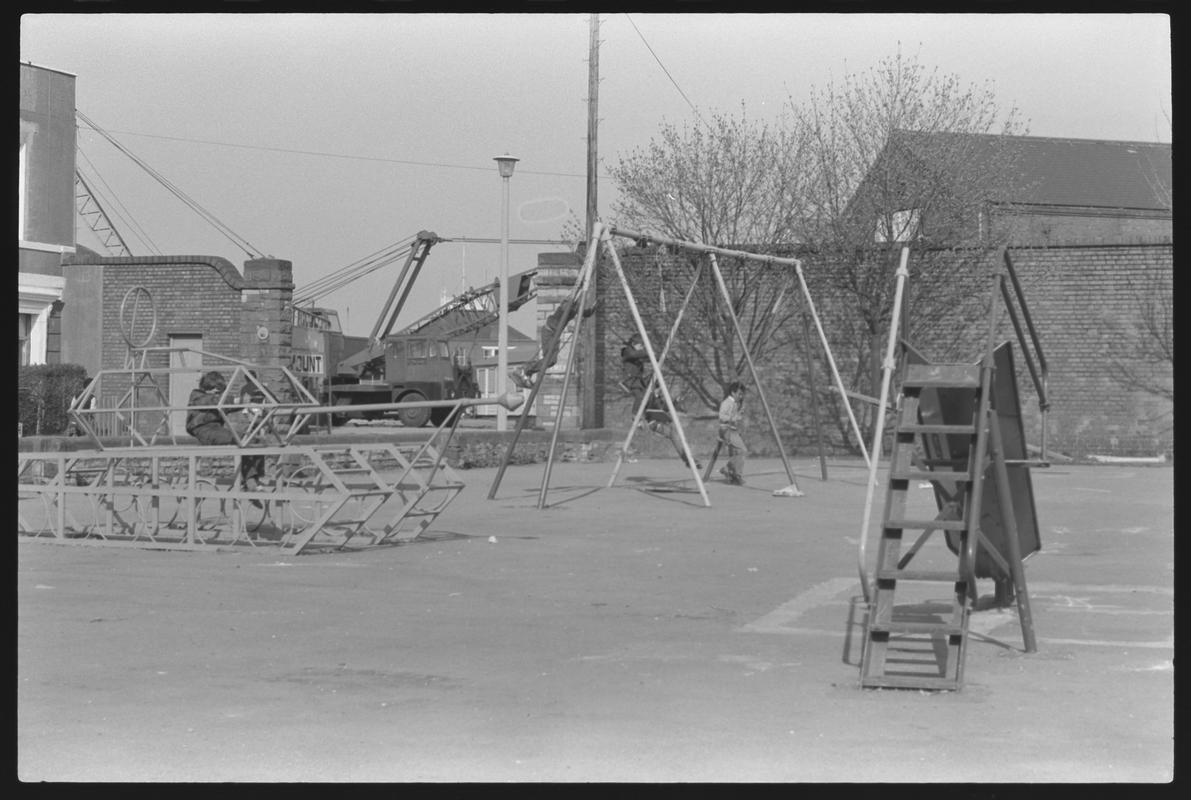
[186,388,225,434]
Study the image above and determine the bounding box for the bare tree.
[605,52,1030,449]
[789,49,1031,449]
[1105,261,1173,412]
[607,106,814,411]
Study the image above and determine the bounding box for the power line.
[96,127,614,181]
[624,14,709,129]
[76,147,162,255]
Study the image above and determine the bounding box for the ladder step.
[875,569,963,582]
[902,363,981,388]
[889,469,972,483]
[861,674,961,691]
[884,518,968,531]
[867,620,966,635]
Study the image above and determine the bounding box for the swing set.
[486,221,872,508]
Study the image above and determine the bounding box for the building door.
[169,335,203,436]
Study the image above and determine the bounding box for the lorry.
[290,230,536,427]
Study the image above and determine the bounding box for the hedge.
[18,363,89,437]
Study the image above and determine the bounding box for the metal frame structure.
[486,221,871,508]
[19,284,526,554]
[19,394,522,555]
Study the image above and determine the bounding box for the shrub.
[18,363,89,436]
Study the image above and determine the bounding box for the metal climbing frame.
[19,393,524,555]
[21,282,527,554]
[19,441,461,554]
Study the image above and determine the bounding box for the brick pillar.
[534,251,583,429]
[241,258,294,398]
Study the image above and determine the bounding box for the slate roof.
[413,311,533,343]
[895,131,1172,211]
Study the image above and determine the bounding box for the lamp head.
[494,155,520,178]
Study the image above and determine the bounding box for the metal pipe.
[857,246,910,605]
[604,231,710,506]
[608,226,803,268]
[707,252,798,488]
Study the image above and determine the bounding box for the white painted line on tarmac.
[1027,582,1173,596]
[1036,636,1174,650]
[742,577,1174,651]
[739,577,859,635]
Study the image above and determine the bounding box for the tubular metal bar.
[800,308,829,481]
[857,246,911,604]
[603,231,710,506]
[607,226,803,268]
[986,412,1038,653]
[606,260,703,490]
[606,225,876,484]
[999,248,1049,459]
[487,221,604,501]
[707,252,798,488]
[537,283,590,509]
[792,262,871,468]
[18,441,465,555]
[536,242,601,507]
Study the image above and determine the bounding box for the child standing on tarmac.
[718,381,747,485]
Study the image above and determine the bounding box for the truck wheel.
[396,392,431,428]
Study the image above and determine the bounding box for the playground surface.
[17,456,1173,783]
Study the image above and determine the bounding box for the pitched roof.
[895,131,1171,211]
[413,310,534,342]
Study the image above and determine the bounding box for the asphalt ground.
[16,457,1174,783]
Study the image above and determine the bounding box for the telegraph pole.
[581,12,602,428]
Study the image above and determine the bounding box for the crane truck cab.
[327,334,478,427]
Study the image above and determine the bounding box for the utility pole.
[581,12,602,429]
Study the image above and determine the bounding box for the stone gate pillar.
[533,251,583,428]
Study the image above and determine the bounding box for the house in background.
[863,130,1171,245]
[406,312,538,417]
[854,130,1173,456]
[19,62,76,366]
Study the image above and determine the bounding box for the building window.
[481,346,499,359]
[19,314,32,366]
[875,208,921,243]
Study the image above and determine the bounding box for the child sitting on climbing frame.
[509,293,597,389]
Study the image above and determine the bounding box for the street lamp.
[494,155,519,432]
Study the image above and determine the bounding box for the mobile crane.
[291,230,537,427]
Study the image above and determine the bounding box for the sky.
[20,12,1172,337]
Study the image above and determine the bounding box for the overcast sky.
[20,12,1172,337]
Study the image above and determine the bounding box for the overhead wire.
[292,235,418,305]
[76,147,162,255]
[76,110,266,259]
[97,127,614,181]
[624,14,710,130]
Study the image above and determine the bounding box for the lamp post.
[494,155,519,431]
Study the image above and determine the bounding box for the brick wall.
[62,254,294,431]
[1003,207,1173,247]
[1005,243,1172,458]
